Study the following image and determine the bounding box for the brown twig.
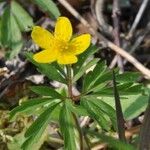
[57,0,150,79]
[123,22,150,64]
[94,0,113,38]
[112,0,124,72]
[110,0,149,68]
[127,0,149,39]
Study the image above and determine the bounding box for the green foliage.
[59,100,78,150]
[1,5,23,59]
[0,0,60,58]
[88,130,136,150]
[30,85,63,98]
[73,58,99,82]
[0,0,35,58]
[9,45,149,150]
[9,98,60,121]
[33,0,60,18]
[83,60,107,92]
[73,45,99,75]
[26,52,66,83]
[81,97,117,130]
[81,98,111,130]
[11,1,34,32]
[22,103,59,150]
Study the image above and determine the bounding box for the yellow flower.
[31,17,91,64]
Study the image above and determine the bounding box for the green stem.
[66,65,72,98]
[66,65,84,150]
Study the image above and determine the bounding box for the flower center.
[55,40,70,53]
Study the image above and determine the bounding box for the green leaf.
[8,127,48,150]
[59,101,78,150]
[7,129,26,150]
[83,96,117,129]
[124,95,148,119]
[73,105,89,116]
[11,1,34,32]
[22,103,59,150]
[30,85,63,99]
[83,61,107,92]
[33,0,60,18]
[81,98,110,130]
[116,72,140,83]
[94,83,142,97]
[85,70,112,93]
[101,94,148,120]
[9,98,59,121]
[73,45,99,75]
[0,19,2,46]
[73,58,99,83]
[53,62,66,78]
[1,6,23,59]
[25,52,66,83]
[1,6,11,46]
[88,131,136,150]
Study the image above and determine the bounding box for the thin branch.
[58,0,150,79]
[111,21,150,67]
[127,0,149,39]
[94,0,113,37]
[110,0,149,68]
[112,0,124,72]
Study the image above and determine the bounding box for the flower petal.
[70,34,91,55]
[33,49,57,63]
[57,54,77,64]
[54,17,72,42]
[31,26,54,49]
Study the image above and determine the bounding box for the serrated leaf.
[9,98,59,121]
[81,99,110,130]
[83,96,117,129]
[73,45,99,75]
[73,58,99,83]
[30,86,63,99]
[59,101,78,150]
[1,6,23,59]
[116,72,140,83]
[83,61,107,92]
[101,94,148,120]
[11,1,34,32]
[97,83,142,96]
[25,52,66,83]
[33,0,60,18]
[22,103,58,150]
[86,70,112,93]
[124,95,148,119]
